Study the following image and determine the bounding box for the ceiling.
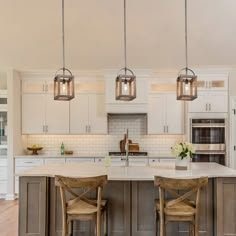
[0,0,236,71]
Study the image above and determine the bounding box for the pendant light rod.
[62,0,65,70]
[124,0,127,72]
[185,0,188,71]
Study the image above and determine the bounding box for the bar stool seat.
[67,199,107,215]
[155,200,196,217]
[154,176,208,236]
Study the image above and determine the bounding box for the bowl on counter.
[27,146,43,155]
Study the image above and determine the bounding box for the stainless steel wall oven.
[190,118,226,165]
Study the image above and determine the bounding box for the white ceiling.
[0,0,236,71]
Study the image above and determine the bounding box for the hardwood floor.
[0,200,18,236]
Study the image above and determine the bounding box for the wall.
[25,114,184,157]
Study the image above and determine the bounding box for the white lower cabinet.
[148,158,159,165]
[66,158,95,163]
[44,158,65,164]
[129,158,148,166]
[159,158,175,162]
[0,159,7,195]
[15,158,44,194]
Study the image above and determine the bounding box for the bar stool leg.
[68,221,73,236]
[189,222,194,236]
[104,207,108,236]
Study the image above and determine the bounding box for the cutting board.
[120,134,132,152]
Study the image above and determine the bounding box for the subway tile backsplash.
[25,115,184,156]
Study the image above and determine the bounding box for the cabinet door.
[22,79,45,93]
[70,94,89,134]
[197,77,228,91]
[88,94,107,134]
[166,94,184,134]
[208,91,228,113]
[188,92,208,113]
[45,94,69,134]
[22,94,45,134]
[148,95,165,134]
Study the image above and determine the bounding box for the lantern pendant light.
[116,0,136,101]
[54,0,75,101]
[176,0,197,101]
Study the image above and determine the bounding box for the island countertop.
[16,162,236,180]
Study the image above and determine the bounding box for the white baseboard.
[0,194,6,199]
[5,194,16,200]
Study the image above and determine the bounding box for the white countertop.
[16,162,236,180]
[14,154,104,158]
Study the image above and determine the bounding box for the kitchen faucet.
[125,128,129,167]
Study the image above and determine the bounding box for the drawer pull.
[23,161,34,164]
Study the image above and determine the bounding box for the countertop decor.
[171,142,194,170]
[27,146,43,155]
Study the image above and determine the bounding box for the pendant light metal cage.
[116,68,136,101]
[177,68,197,101]
[54,0,75,101]
[115,0,136,101]
[176,0,197,101]
[54,68,75,101]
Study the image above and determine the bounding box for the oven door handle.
[194,151,226,155]
[191,124,225,128]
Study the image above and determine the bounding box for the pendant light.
[54,0,75,101]
[116,0,136,101]
[176,0,197,101]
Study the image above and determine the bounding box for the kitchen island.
[17,162,236,236]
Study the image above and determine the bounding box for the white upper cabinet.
[148,94,184,134]
[22,94,45,134]
[105,76,148,113]
[197,76,228,91]
[45,94,69,134]
[70,93,107,134]
[22,93,69,134]
[22,78,54,94]
[188,91,228,113]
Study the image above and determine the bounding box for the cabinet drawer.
[0,159,7,167]
[67,158,94,163]
[159,158,175,162]
[149,158,159,165]
[44,158,65,164]
[15,158,44,167]
[129,158,147,166]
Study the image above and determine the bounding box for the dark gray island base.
[18,176,236,236]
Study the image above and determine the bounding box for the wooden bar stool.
[154,176,208,236]
[55,175,108,236]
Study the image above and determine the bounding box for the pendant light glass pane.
[54,73,75,101]
[116,74,136,101]
[177,74,197,101]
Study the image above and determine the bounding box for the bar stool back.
[154,176,208,236]
[55,175,108,236]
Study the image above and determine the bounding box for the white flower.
[171,142,195,159]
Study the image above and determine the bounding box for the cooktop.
[109,152,148,156]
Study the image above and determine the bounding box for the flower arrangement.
[171,142,195,159]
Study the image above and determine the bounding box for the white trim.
[5,194,16,200]
[229,96,236,169]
